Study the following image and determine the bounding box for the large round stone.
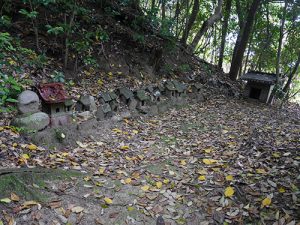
[12,112,50,131]
[17,90,40,114]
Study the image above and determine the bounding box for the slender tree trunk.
[28,0,40,52]
[161,0,166,20]
[174,0,181,37]
[190,0,223,51]
[181,0,200,45]
[151,0,156,10]
[229,0,261,80]
[64,10,75,71]
[282,50,300,93]
[218,0,232,69]
[276,0,288,78]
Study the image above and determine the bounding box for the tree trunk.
[181,0,200,45]
[218,0,232,69]
[282,50,300,93]
[229,0,261,80]
[161,0,166,20]
[151,0,156,10]
[276,0,288,79]
[190,0,223,51]
[174,0,181,37]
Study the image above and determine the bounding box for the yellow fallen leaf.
[125,178,132,184]
[203,159,217,165]
[262,197,271,207]
[61,152,69,157]
[278,187,285,193]
[99,167,105,174]
[272,152,280,158]
[224,186,235,197]
[256,169,267,174]
[226,175,234,181]
[156,182,162,189]
[104,197,113,204]
[198,175,206,181]
[128,206,135,211]
[125,156,133,161]
[12,143,18,147]
[120,145,129,150]
[141,185,150,191]
[163,179,169,184]
[21,154,30,159]
[28,144,37,151]
[0,127,4,132]
[97,79,104,86]
[180,160,187,166]
[132,130,139,134]
[112,128,122,133]
[22,200,39,207]
[10,193,20,202]
[197,169,208,175]
[203,147,213,153]
[0,198,11,203]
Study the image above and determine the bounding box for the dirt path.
[0,97,299,224]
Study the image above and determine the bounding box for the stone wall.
[13,80,207,132]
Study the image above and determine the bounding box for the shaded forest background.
[0,0,300,112]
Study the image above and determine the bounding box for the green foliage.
[95,28,109,42]
[19,9,38,19]
[46,25,64,35]
[0,15,12,27]
[0,72,23,112]
[51,71,65,83]
[162,64,173,74]
[0,32,14,51]
[178,64,191,73]
[133,33,145,44]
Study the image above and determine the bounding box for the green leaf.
[0,198,11,203]
[6,98,18,103]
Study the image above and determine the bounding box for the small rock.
[77,111,93,120]
[17,90,40,114]
[12,112,50,131]
[128,98,137,111]
[57,215,68,224]
[78,95,97,112]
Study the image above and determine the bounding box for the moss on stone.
[0,168,82,202]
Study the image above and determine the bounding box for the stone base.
[51,114,72,127]
[12,112,50,131]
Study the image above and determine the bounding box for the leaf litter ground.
[0,97,299,225]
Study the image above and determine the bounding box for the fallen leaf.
[0,198,11,203]
[27,144,37,151]
[141,185,150,191]
[180,160,187,166]
[226,175,233,181]
[203,159,217,165]
[278,187,286,193]
[10,193,20,202]
[163,179,170,184]
[104,197,113,204]
[71,206,84,213]
[125,178,132,184]
[99,167,105,174]
[262,197,272,207]
[120,145,129,150]
[156,181,162,189]
[224,186,235,197]
[198,175,206,181]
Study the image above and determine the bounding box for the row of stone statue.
[12,80,205,132]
